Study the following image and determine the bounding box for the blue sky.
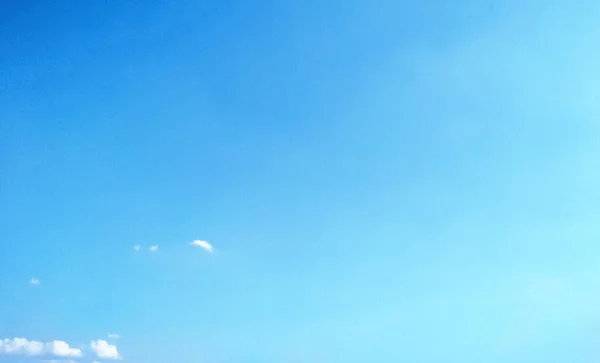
[1,0,600,362]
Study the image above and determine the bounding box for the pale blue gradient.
[2,1,600,362]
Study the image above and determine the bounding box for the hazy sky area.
[2,1,600,362]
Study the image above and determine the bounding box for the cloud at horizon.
[90,339,121,360]
[0,338,82,358]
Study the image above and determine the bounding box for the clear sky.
[1,1,600,362]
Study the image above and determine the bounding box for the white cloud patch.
[29,278,40,285]
[133,244,141,252]
[90,339,121,360]
[92,361,102,363]
[45,340,82,357]
[107,333,120,339]
[0,338,81,358]
[190,239,213,253]
[0,338,43,355]
[149,245,158,252]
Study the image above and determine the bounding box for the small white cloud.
[45,340,82,357]
[92,361,102,363]
[190,240,213,253]
[149,245,158,252]
[29,278,40,285]
[0,337,44,355]
[107,334,120,339]
[90,339,120,360]
[0,338,81,358]
[133,244,141,252]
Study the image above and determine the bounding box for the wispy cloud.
[107,334,120,339]
[190,240,213,253]
[149,245,158,252]
[133,244,141,252]
[0,338,82,358]
[90,339,120,360]
[29,278,40,285]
